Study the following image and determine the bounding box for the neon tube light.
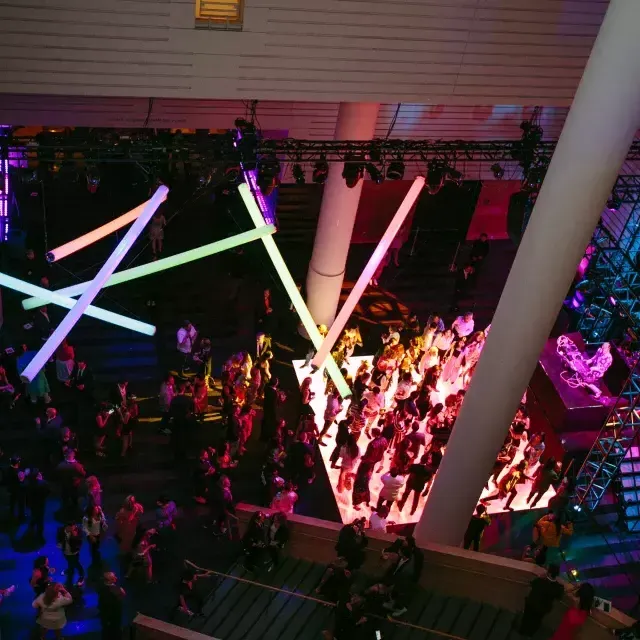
[21,186,168,382]
[238,183,351,398]
[22,225,276,310]
[312,177,425,369]
[47,200,151,262]
[0,273,155,335]
[0,156,8,242]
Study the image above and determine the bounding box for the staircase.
[272,184,323,248]
[617,445,640,532]
[177,556,554,640]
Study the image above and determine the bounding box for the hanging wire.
[385,103,402,139]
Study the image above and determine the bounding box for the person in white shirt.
[451,312,474,339]
[432,329,455,358]
[83,505,107,565]
[318,389,343,443]
[377,469,405,511]
[177,320,197,354]
[422,323,439,351]
[362,386,385,437]
[369,504,391,532]
[176,320,197,373]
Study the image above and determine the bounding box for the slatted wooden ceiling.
[0,0,609,103]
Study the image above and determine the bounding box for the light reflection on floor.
[293,355,555,526]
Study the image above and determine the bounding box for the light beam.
[312,177,425,369]
[22,225,276,310]
[237,183,351,398]
[21,186,168,382]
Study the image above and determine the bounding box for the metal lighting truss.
[573,180,640,511]
[3,134,640,166]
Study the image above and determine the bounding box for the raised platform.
[294,356,554,526]
[530,333,611,434]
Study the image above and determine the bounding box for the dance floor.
[293,355,556,526]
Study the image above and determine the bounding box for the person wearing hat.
[98,572,125,640]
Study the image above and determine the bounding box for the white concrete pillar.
[306,102,380,327]
[415,0,640,547]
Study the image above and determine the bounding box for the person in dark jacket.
[57,522,85,587]
[6,456,25,521]
[463,503,491,551]
[518,563,564,637]
[27,469,50,540]
[56,449,86,516]
[98,572,126,640]
[335,518,368,570]
[382,536,424,617]
[265,512,289,568]
[330,416,353,469]
[329,593,368,640]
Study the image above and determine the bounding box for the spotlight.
[573,505,582,512]
[292,163,306,185]
[368,143,382,164]
[312,157,329,184]
[366,163,384,185]
[426,160,445,195]
[570,569,579,577]
[342,156,364,189]
[86,165,100,194]
[257,157,281,196]
[490,163,505,179]
[607,194,621,212]
[446,168,463,187]
[386,159,405,181]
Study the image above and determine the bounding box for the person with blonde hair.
[33,583,73,638]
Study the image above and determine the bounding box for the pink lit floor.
[293,355,556,526]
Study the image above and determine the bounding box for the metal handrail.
[185,560,466,640]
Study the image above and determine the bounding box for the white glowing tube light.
[47,200,151,263]
[238,183,351,398]
[21,186,168,382]
[22,225,276,310]
[312,177,425,370]
[0,273,155,335]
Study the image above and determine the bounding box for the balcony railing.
[195,0,243,30]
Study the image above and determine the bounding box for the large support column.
[415,0,640,547]
[306,102,379,327]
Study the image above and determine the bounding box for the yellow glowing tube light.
[47,200,150,262]
[237,183,351,398]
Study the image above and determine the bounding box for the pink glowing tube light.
[21,186,168,382]
[46,200,151,263]
[312,177,425,370]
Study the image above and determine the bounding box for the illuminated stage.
[294,355,556,526]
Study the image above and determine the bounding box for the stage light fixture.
[312,157,329,184]
[607,194,621,211]
[490,163,505,179]
[23,225,276,310]
[224,163,241,183]
[386,159,405,181]
[292,163,306,185]
[366,163,384,185]
[257,157,281,196]
[426,160,445,195]
[0,273,155,334]
[368,143,382,164]
[86,165,100,194]
[312,177,425,371]
[445,167,464,186]
[237,182,351,399]
[21,186,168,383]
[342,156,364,189]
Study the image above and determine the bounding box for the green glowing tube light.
[237,183,351,398]
[22,225,276,310]
[0,273,156,335]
